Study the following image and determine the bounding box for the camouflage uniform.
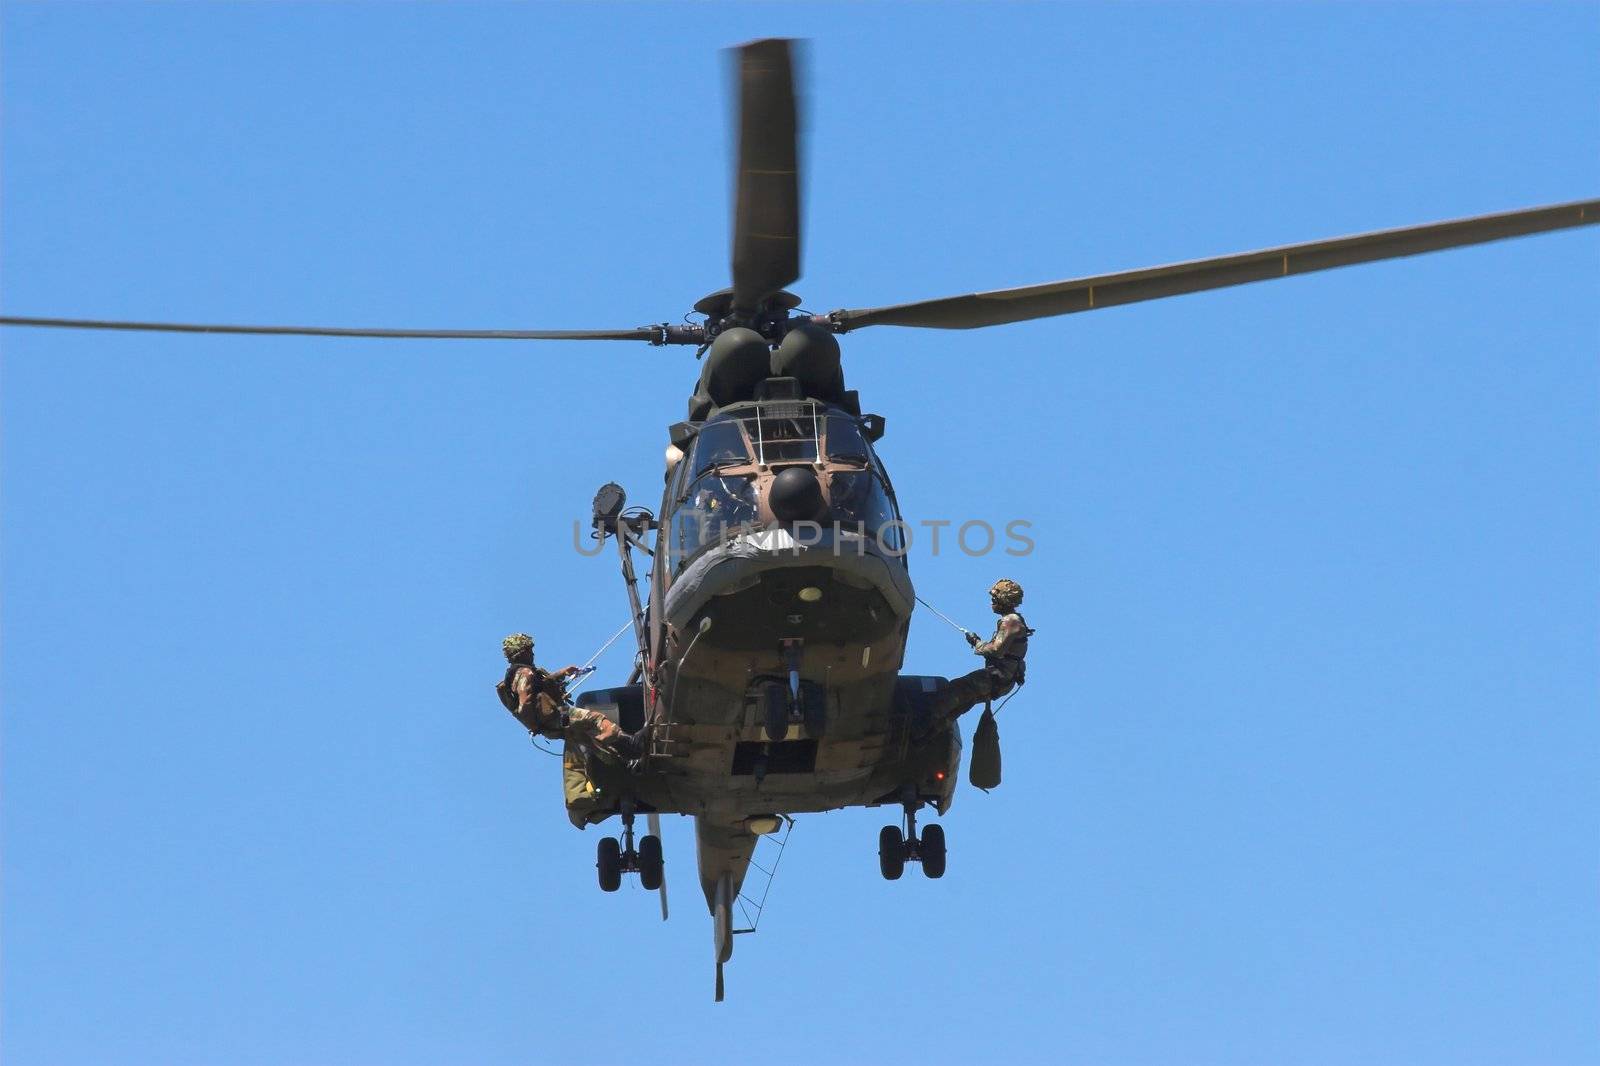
[930,580,1033,724]
[495,633,628,753]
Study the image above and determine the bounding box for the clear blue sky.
[3,3,1597,1064]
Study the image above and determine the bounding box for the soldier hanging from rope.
[495,633,644,759]
[929,579,1034,724]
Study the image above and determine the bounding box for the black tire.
[597,836,623,892]
[800,683,827,738]
[878,825,905,881]
[638,834,664,891]
[764,683,788,742]
[920,823,947,879]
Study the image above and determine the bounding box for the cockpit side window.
[691,419,750,477]
[669,472,760,573]
[824,416,870,464]
[823,413,894,497]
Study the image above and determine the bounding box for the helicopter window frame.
[666,441,697,512]
[849,422,896,500]
[872,454,896,501]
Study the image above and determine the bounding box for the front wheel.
[800,683,827,738]
[763,683,788,742]
[878,825,905,881]
[597,836,623,892]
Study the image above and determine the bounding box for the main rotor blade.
[0,317,692,343]
[830,198,1599,332]
[730,38,802,313]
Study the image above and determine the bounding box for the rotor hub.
[693,288,805,344]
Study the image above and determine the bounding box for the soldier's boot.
[927,670,995,730]
[609,723,654,762]
[628,721,654,757]
[912,673,984,743]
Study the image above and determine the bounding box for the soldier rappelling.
[929,579,1034,725]
[495,633,643,759]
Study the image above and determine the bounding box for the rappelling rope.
[915,595,972,640]
[566,616,636,701]
[578,617,636,675]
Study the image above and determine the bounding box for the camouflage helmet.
[502,632,534,660]
[989,578,1024,610]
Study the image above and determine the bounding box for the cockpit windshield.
[664,401,901,572]
[829,470,902,552]
[738,401,821,465]
[702,401,878,468]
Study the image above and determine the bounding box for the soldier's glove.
[964,631,980,647]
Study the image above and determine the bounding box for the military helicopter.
[3,38,1595,1002]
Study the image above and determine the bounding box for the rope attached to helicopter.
[577,617,636,676]
[527,616,638,757]
[914,594,972,641]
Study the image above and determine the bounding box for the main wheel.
[878,825,905,881]
[920,823,947,879]
[596,836,623,892]
[638,834,664,891]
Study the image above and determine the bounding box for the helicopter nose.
[768,466,825,523]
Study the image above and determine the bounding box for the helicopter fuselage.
[575,394,961,919]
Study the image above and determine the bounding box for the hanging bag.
[969,705,1002,791]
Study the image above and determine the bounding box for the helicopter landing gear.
[759,639,827,742]
[762,679,827,743]
[596,798,664,893]
[877,790,946,881]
